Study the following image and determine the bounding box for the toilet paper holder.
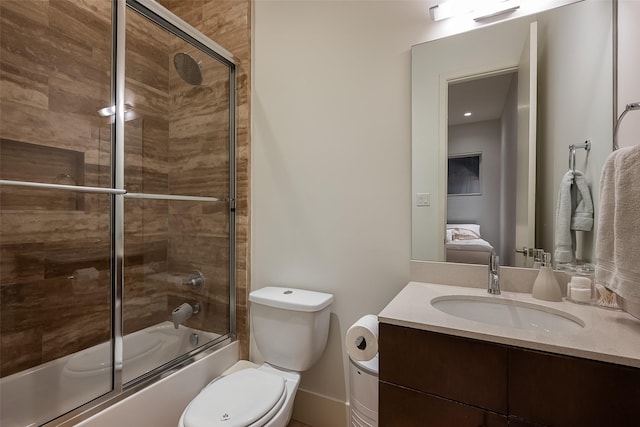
[355,336,368,350]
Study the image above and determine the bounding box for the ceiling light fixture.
[473,0,520,22]
[429,0,473,22]
[428,0,520,22]
[464,112,472,117]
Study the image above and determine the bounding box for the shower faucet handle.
[186,271,205,291]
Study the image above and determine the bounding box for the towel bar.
[569,141,591,172]
[0,179,127,194]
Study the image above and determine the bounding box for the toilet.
[178,286,334,427]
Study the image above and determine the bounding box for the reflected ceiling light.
[473,0,520,21]
[97,103,134,117]
[429,0,520,22]
[464,112,472,117]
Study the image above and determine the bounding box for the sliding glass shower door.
[0,1,115,425]
[0,0,235,425]
[121,1,235,384]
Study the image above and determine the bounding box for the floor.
[287,420,312,427]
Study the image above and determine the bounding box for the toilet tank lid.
[249,287,334,312]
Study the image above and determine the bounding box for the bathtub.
[1,322,220,427]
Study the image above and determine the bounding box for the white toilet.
[178,286,334,427]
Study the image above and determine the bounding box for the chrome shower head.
[173,52,202,86]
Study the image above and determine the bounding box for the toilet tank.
[249,287,333,371]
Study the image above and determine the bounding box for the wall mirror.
[411,0,613,267]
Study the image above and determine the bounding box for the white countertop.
[378,282,640,368]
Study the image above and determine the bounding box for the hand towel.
[595,145,640,304]
[570,170,594,231]
[554,170,575,263]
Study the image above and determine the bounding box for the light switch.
[416,193,430,207]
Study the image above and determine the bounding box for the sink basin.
[431,295,585,333]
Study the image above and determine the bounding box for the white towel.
[595,145,640,304]
[554,170,575,263]
[571,170,594,231]
[554,170,594,263]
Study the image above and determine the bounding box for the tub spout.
[172,303,195,329]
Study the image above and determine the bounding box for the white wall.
[252,0,427,410]
[618,0,640,148]
[536,0,612,262]
[252,0,592,425]
[447,120,502,252]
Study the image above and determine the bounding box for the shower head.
[173,52,202,86]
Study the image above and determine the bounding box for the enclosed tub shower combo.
[0,0,237,425]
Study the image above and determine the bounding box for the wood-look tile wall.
[0,0,114,377]
[164,34,231,335]
[0,0,251,376]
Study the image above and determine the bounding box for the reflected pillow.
[446,223,481,236]
[450,228,481,240]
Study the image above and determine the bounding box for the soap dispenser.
[531,252,563,302]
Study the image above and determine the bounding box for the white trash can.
[349,354,378,427]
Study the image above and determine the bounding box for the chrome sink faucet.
[488,253,501,295]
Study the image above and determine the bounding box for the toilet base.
[178,361,300,427]
[255,363,301,427]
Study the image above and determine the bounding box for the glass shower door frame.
[41,0,237,425]
[113,0,238,393]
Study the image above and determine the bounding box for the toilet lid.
[184,368,286,427]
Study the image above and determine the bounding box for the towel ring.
[569,140,591,172]
[613,102,640,151]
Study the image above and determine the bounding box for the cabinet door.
[379,324,508,414]
[380,381,508,427]
[509,348,640,426]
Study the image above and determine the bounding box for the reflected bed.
[445,224,494,265]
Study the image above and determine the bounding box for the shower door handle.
[0,179,127,194]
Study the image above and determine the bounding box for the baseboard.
[291,388,349,427]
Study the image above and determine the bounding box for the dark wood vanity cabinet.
[508,347,640,426]
[379,323,640,427]
[380,382,507,427]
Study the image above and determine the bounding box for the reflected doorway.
[446,71,518,266]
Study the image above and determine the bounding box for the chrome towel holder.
[569,140,591,172]
[613,102,640,151]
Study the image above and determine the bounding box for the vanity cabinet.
[379,323,640,427]
[380,382,507,427]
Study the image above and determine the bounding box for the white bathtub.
[1,322,220,427]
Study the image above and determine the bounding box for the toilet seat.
[182,368,286,427]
